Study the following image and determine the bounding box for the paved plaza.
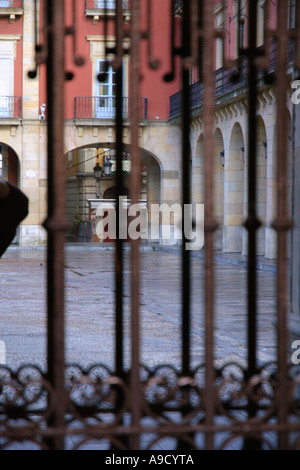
[0,243,293,372]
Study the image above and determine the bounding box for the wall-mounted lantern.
[220,150,225,167]
[93,162,102,198]
[263,141,267,159]
[241,146,245,163]
[103,158,113,176]
[93,162,102,181]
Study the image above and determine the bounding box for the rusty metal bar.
[202,0,217,451]
[163,0,177,83]
[43,0,68,450]
[295,0,300,69]
[181,0,191,378]
[242,0,261,450]
[146,0,159,70]
[274,0,291,451]
[114,0,125,379]
[129,0,142,450]
[246,0,259,381]
[0,0,298,450]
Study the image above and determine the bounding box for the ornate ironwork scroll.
[0,0,300,450]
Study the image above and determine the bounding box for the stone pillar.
[18,0,47,246]
[22,0,39,120]
[265,122,278,259]
[223,124,245,253]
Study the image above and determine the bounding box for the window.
[215,5,225,69]
[0,149,7,179]
[96,60,117,119]
[0,41,14,117]
[288,0,296,29]
[0,57,13,117]
[257,0,265,47]
[234,0,246,58]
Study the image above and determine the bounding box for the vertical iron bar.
[129,0,141,450]
[164,0,176,83]
[181,0,191,378]
[275,0,290,450]
[203,0,217,451]
[295,1,300,69]
[243,0,261,449]
[244,1,261,450]
[246,0,258,380]
[43,0,68,450]
[114,0,125,379]
[175,1,192,451]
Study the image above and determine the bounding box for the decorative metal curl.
[0,364,53,428]
[64,364,128,425]
[28,0,85,81]
[214,362,278,424]
[142,365,205,425]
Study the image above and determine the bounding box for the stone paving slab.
[0,245,299,451]
[0,244,289,372]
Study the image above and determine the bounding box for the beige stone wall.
[64,120,182,245]
[23,0,39,120]
[187,87,285,258]
[1,20,285,258]
[5,89,281,255]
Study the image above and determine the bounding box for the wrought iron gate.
[1,0,300,451]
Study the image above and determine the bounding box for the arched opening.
[141,154,161,243]
[224,122,245,253]
[256,115,267,256]
[103,186,130,199]
[65,143,161,243]
[267,111,292,259]
[0,142,20,186]
[194,134,205,205]
[0,142,22,245]
[213,128,225,249]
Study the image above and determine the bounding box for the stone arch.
[65,142,162,243]
[194,133,205,205]
[103,186,130,199]
[213,128,225,249]
[265,109,292,258]
[141,153,161,242]
[0,142,22,245]
[0,142,20,187]
[256,115,268,256]
[223,122,245,253]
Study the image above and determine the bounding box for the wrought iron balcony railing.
[169,40,294,119]
[0,0,23,8]
[85,0,129,10]
[74,96,148,120]
[174,0,183,16]
[0,96,22,119]
[169,60,248,119]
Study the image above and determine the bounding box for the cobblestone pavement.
[0,244,291,372]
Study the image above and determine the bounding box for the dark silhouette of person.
[0,181,29,257]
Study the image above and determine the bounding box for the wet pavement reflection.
[0,245,280,371]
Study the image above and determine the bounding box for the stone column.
[20,0,47,246]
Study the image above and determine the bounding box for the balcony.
[0,96,22,119]
[85,0,130,23]
[174,0,182,16]
[0,0,23,22]
[169,41,294,119]
[74,96,148,121]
